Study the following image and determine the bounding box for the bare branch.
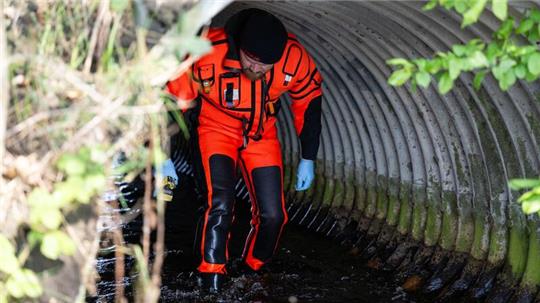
[1,0,9,189]
[83,0,111,74]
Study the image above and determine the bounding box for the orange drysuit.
[166,21,323,274]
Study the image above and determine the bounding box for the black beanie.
[238,9,287,64]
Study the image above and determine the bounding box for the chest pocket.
[198,64,215,94]
[219,72,243,109]
[282,44,302,86]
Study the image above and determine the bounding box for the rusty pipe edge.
[207,1,540,301]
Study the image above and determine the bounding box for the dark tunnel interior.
[207,2,540,302]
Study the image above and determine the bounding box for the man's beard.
[243,68,264,81]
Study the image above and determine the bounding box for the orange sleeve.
[165,65,200,111]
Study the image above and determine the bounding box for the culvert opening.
[93,1,540,303]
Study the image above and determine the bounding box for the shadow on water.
[89,176,415,303]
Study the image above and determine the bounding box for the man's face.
[240,49,273,81]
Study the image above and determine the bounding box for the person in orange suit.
[166,8,323,293]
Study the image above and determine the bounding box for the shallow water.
[89,178,415,303]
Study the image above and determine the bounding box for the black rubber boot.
[198,273,225,294]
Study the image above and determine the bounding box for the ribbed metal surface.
[211,1,540,300]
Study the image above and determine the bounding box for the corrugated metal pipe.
[201,2,540,302]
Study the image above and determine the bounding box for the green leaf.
[473,70,487,90]
[85,173,107,192]
[20,269,42,298]
[0,236,19,274]
[388,69,413,86]
[438,72,454,94]
[5,269,42,299]
[528,26,540,42]
[499,58,517,72]
[110,0,129,13]
[449,58,462,80]
[57,154,86,176]
[455,0,468,14]
[426,59,443,73]
[525,71,538,82]
[509,178,540,190]
[0,235,15,255]
[27,231,43,247]
[485,42,501,64]
[28,188,54,208]
[529,8,540,22]
[467,51,489,69]
[522,200,540,214]
[495,17,515,40]
[441,0,454,10]
[452,44,468,56]
[6,273,24,298]
[415,71,431,88]
[410,79,418,93]
[527,52,540,76]
[40,208,63,230]
[516,19,534,35]
[514,45,537,57]
[518,191,536,202]
[45,231,75,256]
[41,232,61,260]
[500,70,516,90]
[514,64,527,79]
[491,0,507,21]
[413,58,428,70]
[462,0,488,27]
[423,0,438,11]
[51,183,77,207]
[386,58,413,68]
[467,38,485,51]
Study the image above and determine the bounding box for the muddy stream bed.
[88,178,417,303]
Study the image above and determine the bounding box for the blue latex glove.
[154,158,179,201]
[295,158,315,191]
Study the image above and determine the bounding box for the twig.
[150,114,167,290]
[134,0,148,59]
[112,201,127,303]
[45,58,108,104]
[60,95,127,152]
[6,109,68,138]
[1,0,8,190]
[83,0,110,74]
[142,130,153,262]
[150,201,165,288]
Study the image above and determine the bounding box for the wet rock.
[250,282,263,292]
[367,257,383,269]
[288,295,298,303]
[349,246,361,256]
[402,275,424,292]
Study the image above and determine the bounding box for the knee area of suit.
[260,210,287,228]
[208,206,233,218]
[209,189,235,206]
